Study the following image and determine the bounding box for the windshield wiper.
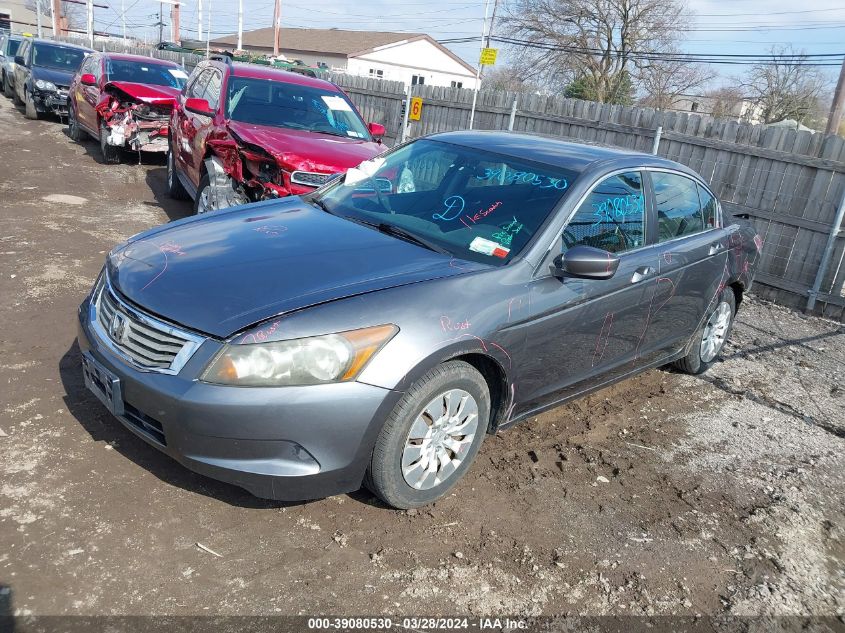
[307,197,337,215]
[375,222,451,255]
[307,129,350,139]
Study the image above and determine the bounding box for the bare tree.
[502,0,688,102]
[483,65,539,93]
[25,0,86,31]
[743,46,829,125]
[706,86,746,120]
[637,50,714,110]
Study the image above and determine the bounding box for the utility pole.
[197,0,203,41]
[51,0,60,37]
[121,0,126,45]
[171,1,180,43]
[273,0,281,56]
[87,0,94,46]
[825,57,845,136]
[237,0,243,50]
[206,0,211,57]
[468,0,491,130]
[35,0,43,37]
[158,3,163,44]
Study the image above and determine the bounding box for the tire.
[67,105,85,142]
[99,121,121,164]
[167,148,189,200]
[674,288,736,375]
[365,360,490,509]
[2,74,12,99]
[24,89,39,119]
[193,172,212,214]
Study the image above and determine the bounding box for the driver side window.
[562,171,645,254]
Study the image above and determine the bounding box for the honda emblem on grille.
[109,313,128,342]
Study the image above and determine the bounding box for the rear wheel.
[674,289,736,375]
[365,360,489,509]
[99,121,121,164]
[167,148,189,199]
[24,89,39,119]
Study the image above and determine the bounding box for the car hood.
[104,81,180,106]
[227,120,383,173]
[106,199,477,338]
[32,66,75,87]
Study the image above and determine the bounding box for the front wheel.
[365,360,490,509]
[2,74,13,99]
[67,105,85,141]
[24,89,39,119]
[167,149,189,199]
[674,289,736,375]
[99,121,121,164]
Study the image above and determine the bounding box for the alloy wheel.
[700,300,732,362]
[401,389,479,490]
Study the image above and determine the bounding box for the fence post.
[806,188,845,312]
[651,126,663,155]
[400,83,412,144]
[508,98,518,131]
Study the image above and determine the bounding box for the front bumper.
[34,89,68,115]
[77,296,401,501]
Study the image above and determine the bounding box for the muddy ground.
[0,95,843,622]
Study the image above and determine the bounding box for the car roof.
[225,61,339,90]
[29,38,93,52]
[100,52,179,67]
[429,130,689,175]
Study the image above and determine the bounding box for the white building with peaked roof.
[211,27,478,89]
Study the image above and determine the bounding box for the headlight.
[201,324,398,387]
[35,79,57,91]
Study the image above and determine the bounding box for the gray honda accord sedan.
[77,131,761,508]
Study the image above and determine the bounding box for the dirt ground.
[0,95,843,622]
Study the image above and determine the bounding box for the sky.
[85,0,845,86]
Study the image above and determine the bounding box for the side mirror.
[552,245,620,280]
[185,97,214,116]
[14,55,24,66]
[80,73,96,86]
[368,122,385,142]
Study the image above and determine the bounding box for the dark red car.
[67,52,188,163]
[166,56,386,214]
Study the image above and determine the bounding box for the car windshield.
[33,43,86,71]
[311,139,579,266]
[225,76,370,140]
[106,59,188,88]
[6,39,21,57]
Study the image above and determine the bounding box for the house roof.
[211,27,477,75]
[211,27,417,56]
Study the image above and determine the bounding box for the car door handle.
[631,266,654,283]
[709,242,723,255]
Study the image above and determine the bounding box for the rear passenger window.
[562,171,645,254]
[698,184,719,228]
[653,172,706,241]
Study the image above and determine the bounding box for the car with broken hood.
[166,55,386,214]
[67,52,189,163]
[1,33,24,99]
[77,131,762,509]
[13,38,91,119]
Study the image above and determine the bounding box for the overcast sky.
[90,0,845,85]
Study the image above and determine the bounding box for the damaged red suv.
[166,56,386,213]
[68,52,188,163]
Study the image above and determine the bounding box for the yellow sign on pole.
[480,47,498,66]
[409,96,423,121]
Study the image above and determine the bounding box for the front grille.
[290,171,339,187]
[95,285,197,372]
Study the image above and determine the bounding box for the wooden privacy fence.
[53,40,845,319]
[328,74,845,320]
